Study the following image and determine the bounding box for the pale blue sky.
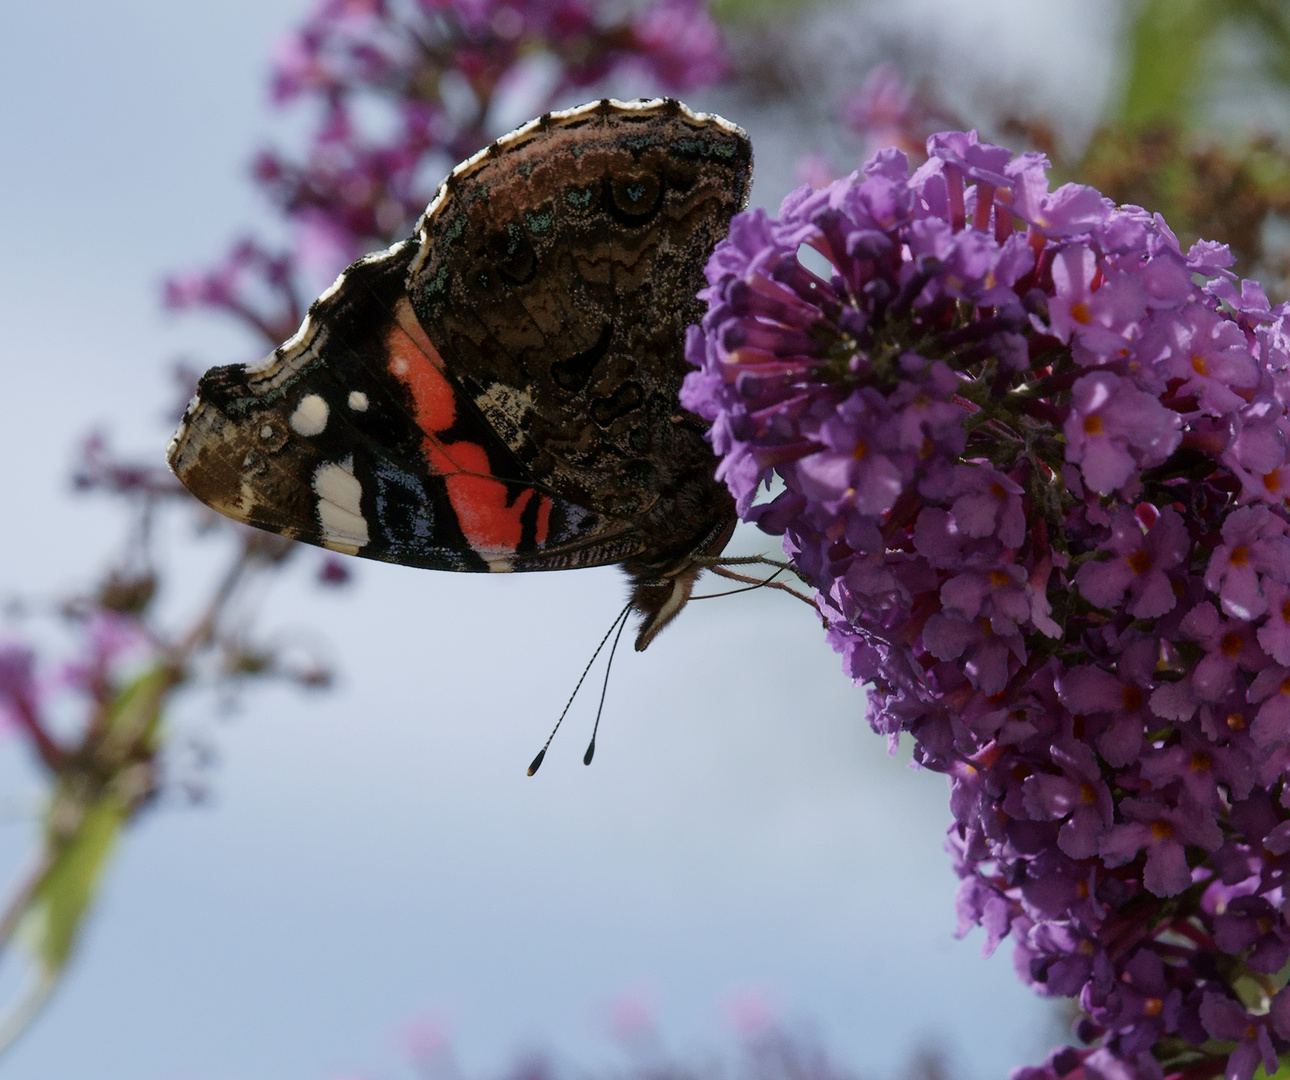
[0,2,1116,1078]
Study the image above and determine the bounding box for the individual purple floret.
[684,133,1290,1078]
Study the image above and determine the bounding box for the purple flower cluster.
[683,133,1290,1079]
[167,0,725,348]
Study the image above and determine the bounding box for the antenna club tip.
[583,740,596,766]
[527,748,546,776]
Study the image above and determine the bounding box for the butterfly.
[167,97,752,651]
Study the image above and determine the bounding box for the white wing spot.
[348,390,369,412]
[313,456,368,554]
[259,424,275,439]
[290,394,330,436]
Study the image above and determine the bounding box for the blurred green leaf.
[99,664,172,762]
[1233,0,1290,87]
[1254,1057,1290,1079]
[16,665,173,976]
[1116,0,1290,130]
[1119,0,1211,127]
[23,793,127,973]
[709,0,830,23]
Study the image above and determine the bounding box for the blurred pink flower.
[603,987,659,1048]
[722,987,777,1039]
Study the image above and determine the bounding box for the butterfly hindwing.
[409,98,752,521]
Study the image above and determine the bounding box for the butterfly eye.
[607,171,662,224]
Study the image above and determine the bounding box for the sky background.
[0,2,1119,1078]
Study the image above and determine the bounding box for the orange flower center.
[1127,550,1152,574]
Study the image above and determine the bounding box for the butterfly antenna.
[583,605,633,766]
[528,601,633,776]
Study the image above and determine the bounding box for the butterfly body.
[168,98,751,648]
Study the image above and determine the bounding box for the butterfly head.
[625,509,736,650]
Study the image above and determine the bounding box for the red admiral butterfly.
[167,98,752,650]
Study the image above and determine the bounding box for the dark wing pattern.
[410,98,751,520]
[167,97,752,646]
[169,237,641,572]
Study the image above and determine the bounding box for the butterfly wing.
[409,98,751,524]
[168,238,643,571]
[168,97,750,588]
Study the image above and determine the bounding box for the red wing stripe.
[385,302,456,433]
[384,299,548,555]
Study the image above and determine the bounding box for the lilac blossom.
[684,133,1290,1077]
[841,63,954,161]
[0,643,38,743]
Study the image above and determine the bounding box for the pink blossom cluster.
[683,133,1290,1079]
